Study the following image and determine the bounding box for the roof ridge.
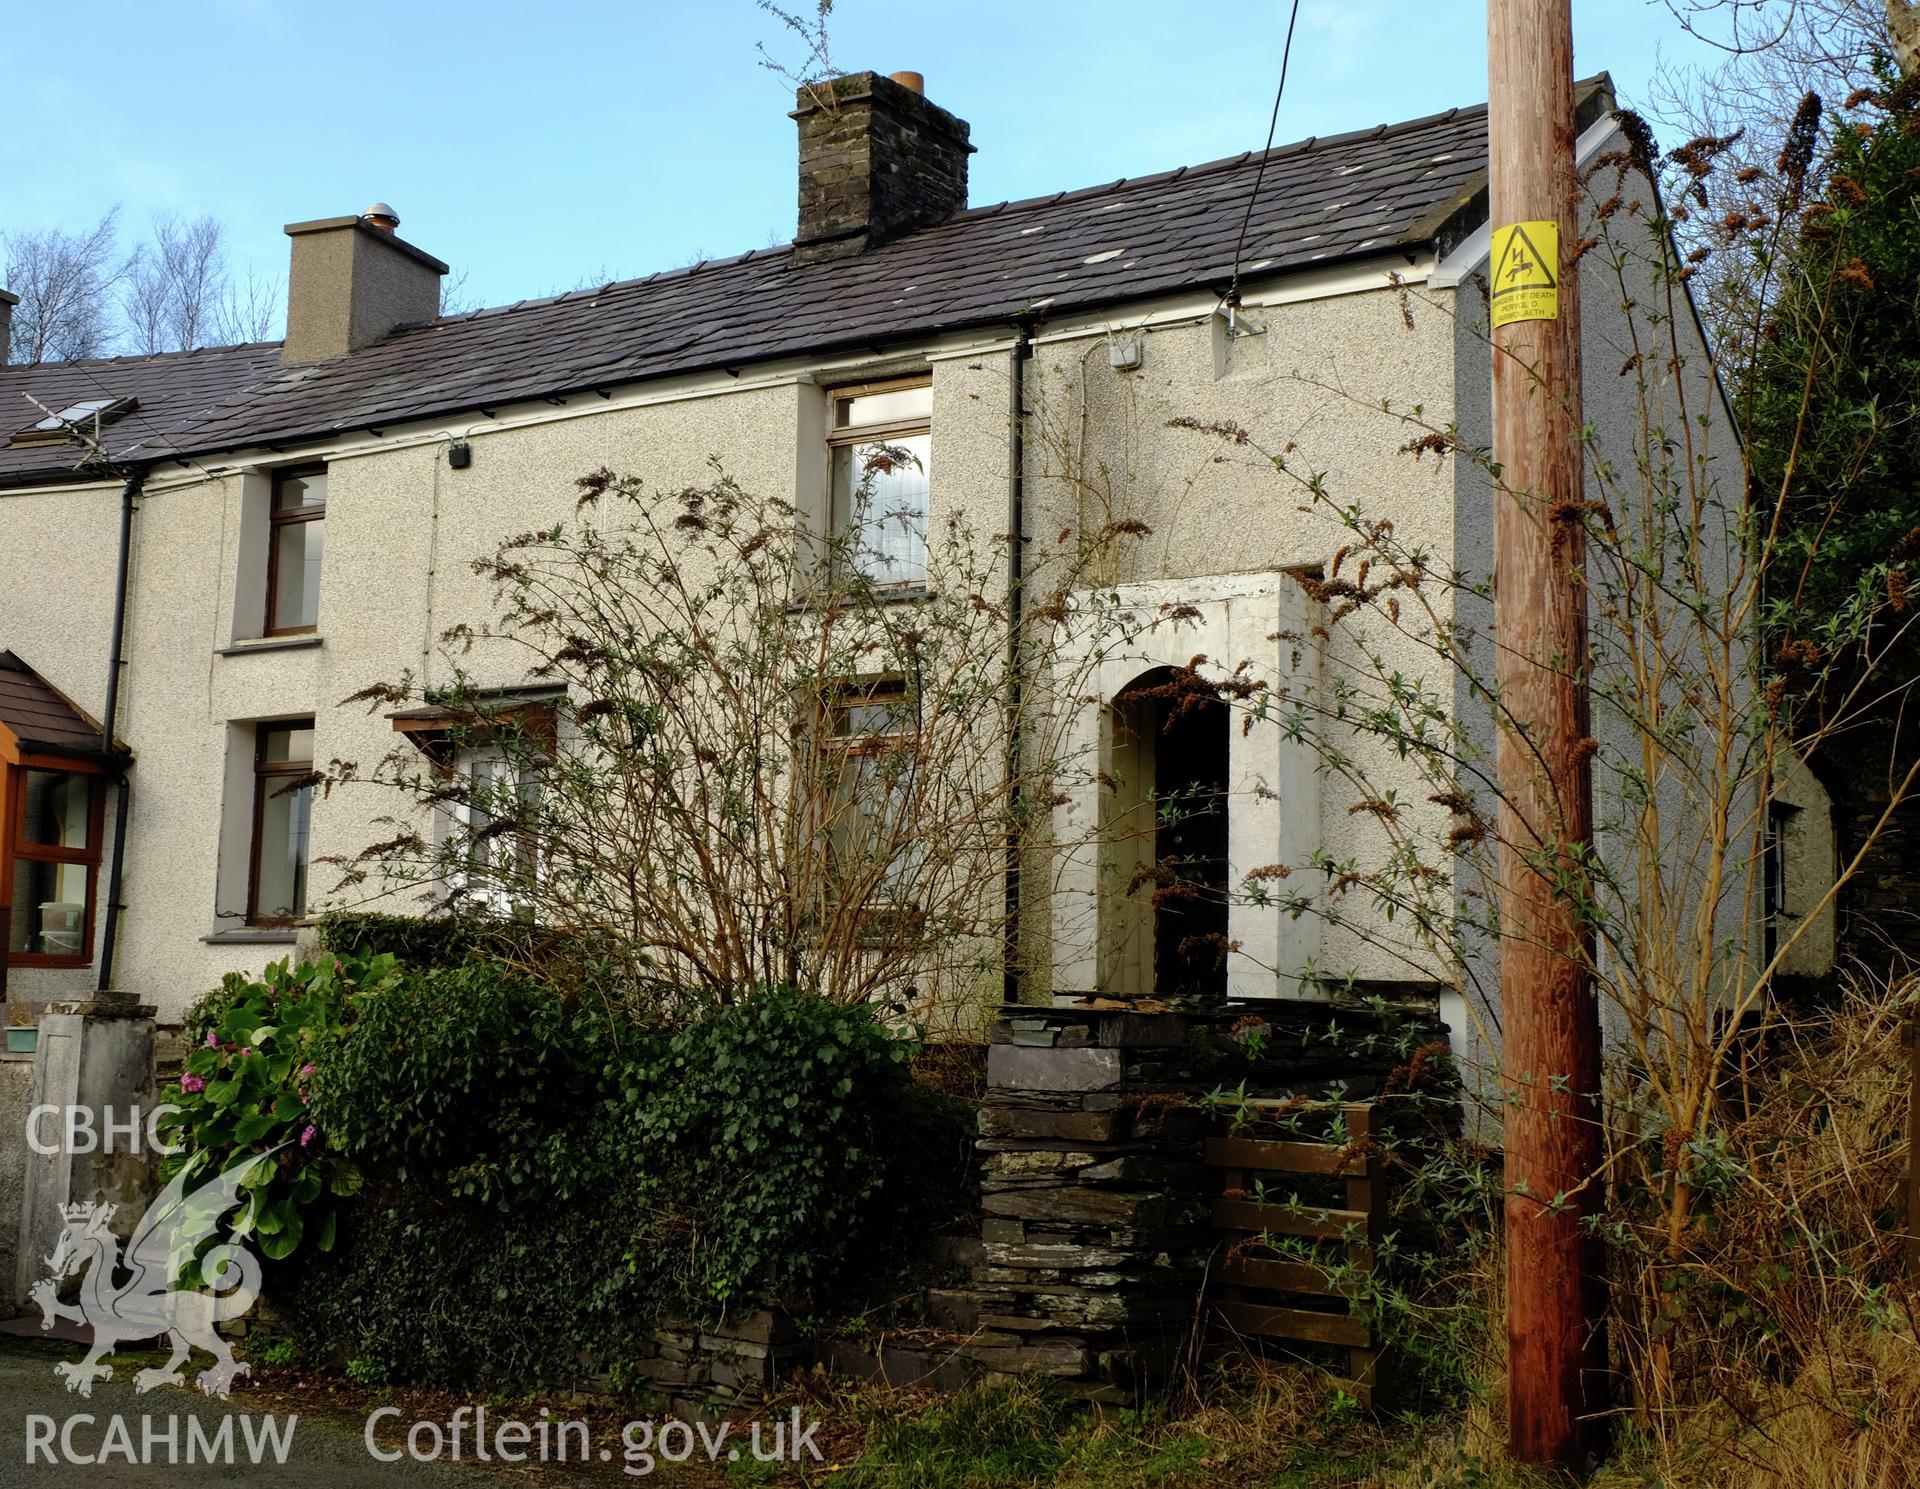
[937,97,1485,232]
[1,340,282,372]
[402,90,1505,331]
[414,242,799,332]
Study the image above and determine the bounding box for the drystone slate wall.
[957,997,1449,1401]
[620,1312,811,1418]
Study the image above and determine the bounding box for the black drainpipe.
[95,461,148,994]
[1003,319,1034,1005]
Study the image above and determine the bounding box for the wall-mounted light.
[446,440,472,470]
[1107,330,1144,371]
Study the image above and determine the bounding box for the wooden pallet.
[1205,1102,1386,1405]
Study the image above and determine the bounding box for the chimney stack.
[792,70,972,265]
[280,203,447,363]
[0,288,16,365]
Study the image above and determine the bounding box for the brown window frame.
[0,759,107,970]
[809,677,925,936]
[246,720,315,928]
[265,465,327,638]
[826,377,932,585]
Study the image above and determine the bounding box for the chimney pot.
[0,287,17,366]
[792,70,972,265]
[888,70,925,94]
[364,202,401,233]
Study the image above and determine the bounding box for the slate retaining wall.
[956,997,1449,1401]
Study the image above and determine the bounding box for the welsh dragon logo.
[31,1149,274,1398]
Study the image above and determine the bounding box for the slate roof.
[0,343,281,488]
[0,650,119,758]
[0,77,1613,491]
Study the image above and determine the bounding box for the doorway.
[1108,667,1230,999]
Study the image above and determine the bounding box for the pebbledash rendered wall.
[0,261,1470,1034]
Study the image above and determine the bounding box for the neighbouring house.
[0,69,1829,1066]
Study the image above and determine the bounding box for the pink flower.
[180,1073,205,1094]
[299,1064,315,1078]
[205,1029,219,1049]
[239,1047,251,1058]
[299,1125,317,1148]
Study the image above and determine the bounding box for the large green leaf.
[260,1209,303,1261]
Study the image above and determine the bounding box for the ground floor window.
[817,679,920,909]
[457,747,540,915]
[249,721,314,925]
[3,764,105,965]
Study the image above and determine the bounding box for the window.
[828,379,931,587]
[1763,800,1796,967]
[266,467,326,635]
[387,692,557,919]
[8,397,135,449]
[456,748,539,915]
[816,680,920,906]
[248,722,314,925]
[4,766,104,964]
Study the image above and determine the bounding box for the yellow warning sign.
[1489,220,1560,328]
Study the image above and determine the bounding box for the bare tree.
[1652,0,1912,184]
[214,265,283,345]
[121,212,230,354]
[3,209,125,364]
[438,266,479,317]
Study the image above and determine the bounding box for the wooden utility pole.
[1487,0,1609,1467]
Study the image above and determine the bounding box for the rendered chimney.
[280,204,448,363]
[0,287,16,365]
[792,70,972,265]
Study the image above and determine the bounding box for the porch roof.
[0,651,123,763]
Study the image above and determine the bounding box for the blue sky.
[0,1,1719,319]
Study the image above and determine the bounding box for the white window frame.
[445,745,540,917]
[827,376,933,588]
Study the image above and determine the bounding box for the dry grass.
[1599,973,1920,1486]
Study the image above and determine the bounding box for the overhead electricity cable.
[1226,0,1304,312]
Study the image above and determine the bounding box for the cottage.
[0,70,1820,1061]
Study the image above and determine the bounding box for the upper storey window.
[266,466,327,635]
[828,379,931,588]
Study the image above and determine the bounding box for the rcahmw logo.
[32,1147,275,1398]
[25,1413,296,1468]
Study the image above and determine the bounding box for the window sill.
[201,927,299,946]
[786,584,934,615]
[217,636,324,658]
[4,955,91,970]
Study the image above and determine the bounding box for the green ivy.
[284,1188,669,1387]
[1750,73,1920,679]
[633,988,933,1305]
[256,961,967,1387]
[306,958,630,1207]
